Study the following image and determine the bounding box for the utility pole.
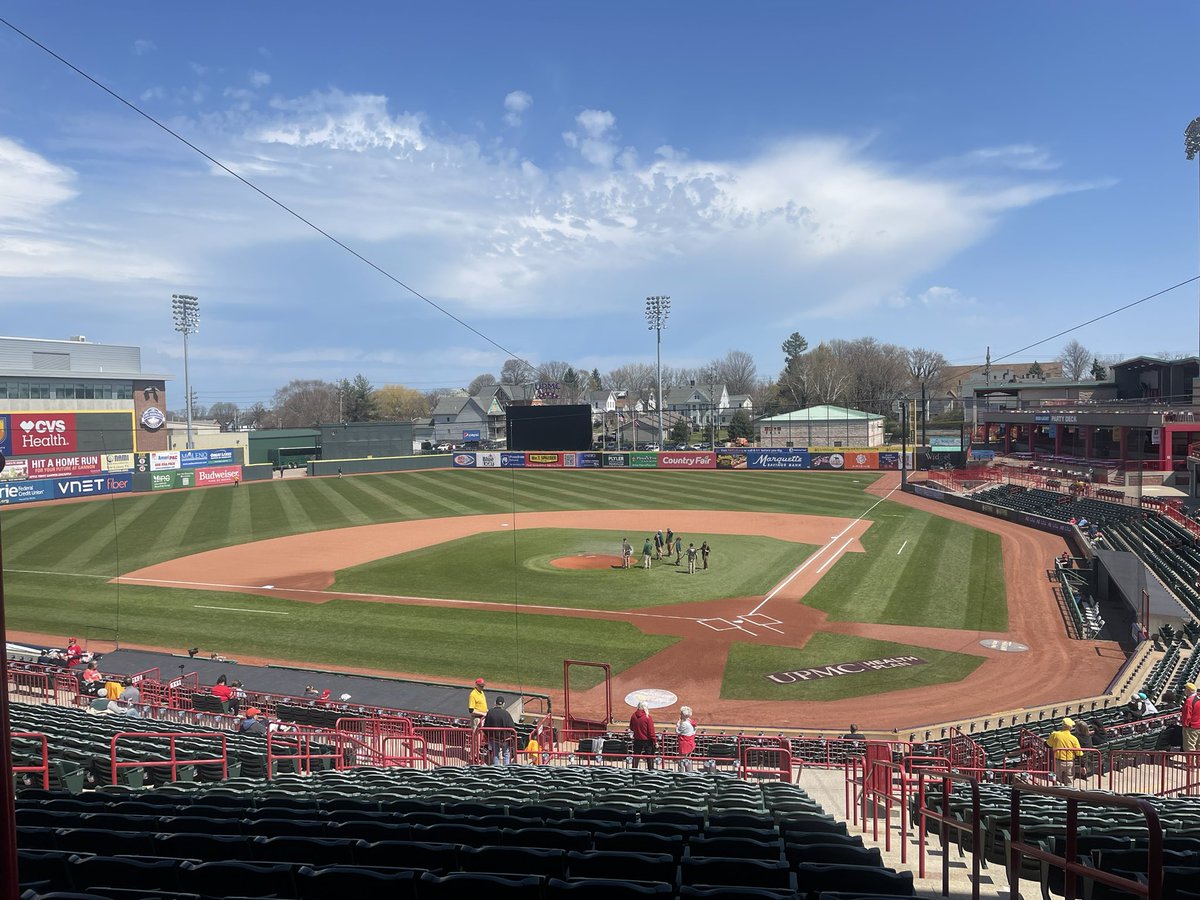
[171,294,199,450]
[1186,118,1200,359]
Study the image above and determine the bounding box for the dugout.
[319,420,415,460]
[506,404,591,451]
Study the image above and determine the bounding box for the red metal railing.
[11,732,49,790]
[1007,781,1163,900]
[6,669,51,705]
[1107,750,1200,796]
[110,731,228,784]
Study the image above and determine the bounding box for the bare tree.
[244,401,273,430]
[535,360,572,383]
[1058,340,1092,381]
[467,373,498,395]
[708,349,758,396]
[907,347,948,386]
[605,363,657,403]
[500,358,534,385]
[273,379,340,427]
[207,401,241,431]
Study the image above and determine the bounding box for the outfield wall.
[448,448,913,470]
[0,446,245,505]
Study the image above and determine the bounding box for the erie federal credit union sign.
[764,655,927,684]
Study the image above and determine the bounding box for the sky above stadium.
[1,3,1199,406]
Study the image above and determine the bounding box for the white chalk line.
[194,605,289,616]
[816,539,852,574]
[746,481,901,618]
[897,540,908,555]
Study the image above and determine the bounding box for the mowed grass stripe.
[406,470,518,514]
[270,480,324,536]
[177,487,239,554]
[337,476,426,520]
[53,494,160,575]
[250,478,290,536]
[2,500,106,567]
[392,472,497,517]
[305,478,378,526]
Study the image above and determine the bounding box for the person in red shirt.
[65,638,83,666]
[629,702,657,770]
[80,661,104,695]
[211,675,234,704]
[1182,682,1200,751]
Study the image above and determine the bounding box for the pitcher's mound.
[550,553,625,570]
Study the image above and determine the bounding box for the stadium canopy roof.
[757,404,882,422]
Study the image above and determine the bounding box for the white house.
[663,384,729,427]
[756,404,884,448]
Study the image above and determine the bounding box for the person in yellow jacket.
[1046,717,1082,784]
[468,678,488,730]
[521,732,543,765]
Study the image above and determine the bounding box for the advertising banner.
[878,452,901,470]
[53,473,133,500]
[194,464,242,487]
[573,451,602,468]
[7,413,77,455]
[451,453,477,468]
[477,451,501,468]
[603,452,629,468]
[0,458,28,482]
[658,451,716,469]
[716,450,748,469]
[0,414,8,456]
[207,448,236,466]
[930,436,962,450]
[525,452,563,468]
[841,452,878,470]
[745,449,810,469]
[809,452,847,470]
[149,451,181,471]
[500,452,526,468]
[25,454,103,480]
[134,453,151,473]
[462,429,481,441]
[103,453,135,472]
[150,470,197,491]
[629,452,658,469]
[180,449,210,468]
[0,478,55,505]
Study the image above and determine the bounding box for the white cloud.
[503,90,532,126]
[563,108,620,168]
[140,86,166,102]
[250,70,271,88]
[0,138,77,222]
[132,39,157,56]
[257,90,426,152]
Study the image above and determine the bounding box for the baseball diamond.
[0,466,1119,730]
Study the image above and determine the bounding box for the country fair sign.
[764,655,928,684]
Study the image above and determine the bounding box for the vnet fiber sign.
[8,414,76,454]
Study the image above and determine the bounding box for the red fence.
[110,731,228,784]
[1107,750,1200,796]
[11,732,49,790]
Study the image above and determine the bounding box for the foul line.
[897,540,908,555]
[194,605,289,616]
[746,481,902,617]
[816,540,851,574]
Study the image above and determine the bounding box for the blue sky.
[1,2,1199,407]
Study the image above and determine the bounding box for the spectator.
[521,730,544,765]
[842,724,861,740]
[483,696,516,765]
[1046,718,1082,784]
[230,680,246,714]
[118,678,140,707]
[103,677,124,701]
[675,706,697,772]
[211,674,233,704]
[630,701,657,770]
[80,661,104,695]
[1072,719,1094,777]
[238,707,268,736]
[65,638,83,666]
[1182,683,1200,751]
[1138,691,1159,717]
[468,678,488,730]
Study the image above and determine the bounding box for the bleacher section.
[15,762,918,899]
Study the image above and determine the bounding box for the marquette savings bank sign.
[764,655,927,684]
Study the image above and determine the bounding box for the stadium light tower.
[171,294,200,450]
[645,295,671,446]
[1186,117,1200,359]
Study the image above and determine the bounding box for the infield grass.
[331,528,812,608]
[721,633,986,701]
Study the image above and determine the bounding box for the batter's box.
[740,613,782,628]
[697,617,740,632]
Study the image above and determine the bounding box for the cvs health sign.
[8,414,77,454]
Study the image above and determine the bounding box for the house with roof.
[724,394,755,425]
[663,383,728,428]
[430,392,489,444]
[756,404,885,448]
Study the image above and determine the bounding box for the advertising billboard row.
[0,473,133,506]
[451,449,910,470]
[0,452,138,481]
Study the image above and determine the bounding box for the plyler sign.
[764,655,927,684]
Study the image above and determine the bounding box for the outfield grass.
[720,633,986,701]
[331,528,812,609]
[0,570,671,689]
[801,506,1007,631]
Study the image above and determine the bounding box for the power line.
[0,16,526,365]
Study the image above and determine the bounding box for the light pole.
[645,296,671,447]
[171,294,199,450]
[1186,117,1200,359]
[898,396,909,488]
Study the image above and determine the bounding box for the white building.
[757,405,884,448]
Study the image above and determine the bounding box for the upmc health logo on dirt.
[7,413,76,454]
